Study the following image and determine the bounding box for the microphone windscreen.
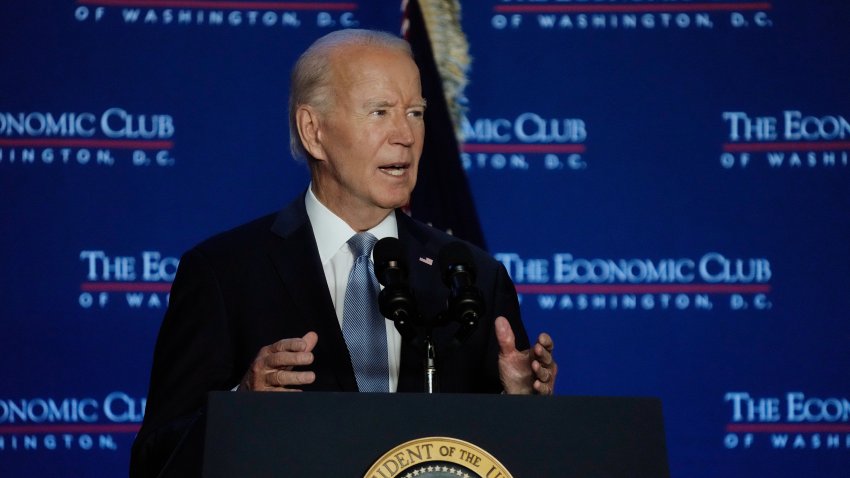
[373,237,406,276]
[437,241,476,285]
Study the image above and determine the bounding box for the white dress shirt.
[304,186,403,392]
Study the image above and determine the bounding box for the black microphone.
[373,237,419,339]
[437,241,484,341]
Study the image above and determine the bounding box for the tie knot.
[348,232,378,259]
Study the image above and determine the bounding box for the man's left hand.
[495,316,558,395]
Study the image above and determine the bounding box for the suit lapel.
[266,196,358,392]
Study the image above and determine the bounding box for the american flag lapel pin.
[419,256,434,266]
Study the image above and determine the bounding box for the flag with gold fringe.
[402,0,487,249]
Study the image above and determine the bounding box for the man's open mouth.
[379,164,409,176]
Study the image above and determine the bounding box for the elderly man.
[131,28,557,477]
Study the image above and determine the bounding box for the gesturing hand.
[239,332,318,391]
[495,317,557,395]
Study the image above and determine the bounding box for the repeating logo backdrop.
[2,1,848,477]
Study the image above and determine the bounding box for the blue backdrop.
[2,1,849,476]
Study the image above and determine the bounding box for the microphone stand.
[422,312,447,394]
[375,239,483,394]
[424,333,437,394]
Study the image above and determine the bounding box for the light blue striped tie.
[342,232,389,392]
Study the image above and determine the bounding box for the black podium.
[202,392,669,477]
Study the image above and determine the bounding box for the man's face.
[308,45,425,227]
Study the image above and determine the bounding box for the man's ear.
[296,105,326,161]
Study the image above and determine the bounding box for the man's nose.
[390,114,416,146]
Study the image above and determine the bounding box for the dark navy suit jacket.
[130,194,529,477]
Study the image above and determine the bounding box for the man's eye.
[409,110,424,118]
[371,109,387,116]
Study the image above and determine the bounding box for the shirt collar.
[305,184,398,266]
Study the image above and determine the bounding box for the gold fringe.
[417,0,470,142]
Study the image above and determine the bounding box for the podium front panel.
[203,392,668,477]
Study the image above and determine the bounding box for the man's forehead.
[326,45,422,98]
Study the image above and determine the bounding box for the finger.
[270,336,310,354]
[494,316,517,355]
[302,331,319,352]
[537,332,554,351]
[265,350,314,369]
[533,343,554,366]
[531,360,553,383]
[543,362,558,391]
[533,379,552,396]
[267,369,316,388]
[533,335,555,365]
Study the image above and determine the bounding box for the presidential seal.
[364,436,513,478]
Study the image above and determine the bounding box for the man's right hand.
[239,332,318,391]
